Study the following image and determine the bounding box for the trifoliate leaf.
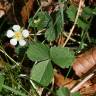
[30,60,53,86]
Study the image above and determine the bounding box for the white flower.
[10,38,17,46]
[6,30,15,38]
[19,39,26,46]
[12,25,20,31]
[6,25,29,46]
[22,29,29,38]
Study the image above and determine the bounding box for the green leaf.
[30,60,53,86]
[50,46,75,68]
[27,42,50,61]
[77,7,92,29]
[71,92,81,96]
[54,11,63,38]
[66,5,77,22]
[58,0,65,2]
[82,7,92,18]
[29,12,50,30]
[56,87,70,96]
[45,22,56,41]
[0,73,4,92]
[77,18,88,29]
[93,7,96,15]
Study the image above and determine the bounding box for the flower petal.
[6,30,14,38]
[12,25,20,32]
[22,29,29,38]
[19,39,26,46]
[10,38,17,46]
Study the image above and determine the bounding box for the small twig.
[63,0,84,47]
[71,73,94,93]
[0,48,19,66]
[63,32,87,46]
[30,29,46,36]
[30,80,40,96]
[46,78,54,96]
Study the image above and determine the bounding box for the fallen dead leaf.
[21,0,34,25]
[54,72,77,89]
[73,47,96,77]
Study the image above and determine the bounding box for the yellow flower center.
[14,32,22,40]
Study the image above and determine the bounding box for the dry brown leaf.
[56,35,65,46]
[41,0,53,7]
[73,47,96,77]
[21,0,34,25]
[54,72,77,89]
[54,71,96,95]
[80,83,96,96]
[70,0,80,6]
[0,0,11,18]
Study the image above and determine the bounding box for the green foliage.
[77,7,92,29]
[45,22,56,41]
[77,18,88,30]
[30,60,53,86]
[1,0,96,95]
[27,42,50,61]
[56,87,70,96]
[0,73,4,92]
[45,10,63,41]
[58,0,65,2]
[71,92,81,96]
[66,5,96,30]
[3,85,27,96]
[93,7,96,15]
[29,12,50,30]
[54,11,63,37]
[27,43,75,68]
[82,7,92,18]
[50,46,75,68]
[27,43,75,86]
[29,10,64,41]
[56,87,81,96]
[15,46,28,60]
[66,5,77,22]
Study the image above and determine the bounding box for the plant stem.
[63,32,87,46]
[0,49,19,66]
[63,0,84,47]
[30,80,40,96]
[71,73,94,93]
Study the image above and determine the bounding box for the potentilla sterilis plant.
[6,25,29,46]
